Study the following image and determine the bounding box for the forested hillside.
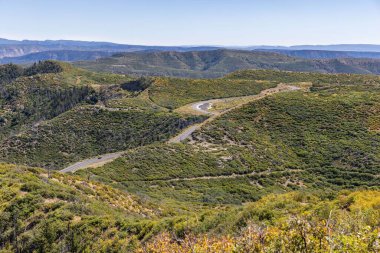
[84,70,380,205]
[76,49,380,78]
[0,107,205,169]
[0,61,130,141]
[0,62,379,252]
[0,61,208,169]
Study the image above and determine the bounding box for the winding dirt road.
[60,152,125,173]
[60,84,300,173]
[168,84,300,143]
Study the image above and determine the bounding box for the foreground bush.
[138,191,380,253]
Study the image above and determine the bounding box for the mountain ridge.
[256,49,380,59]
[1,38,380,60]
[0,38,220,59]
[76,49,380,78]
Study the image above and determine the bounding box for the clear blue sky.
[1,0,380,46]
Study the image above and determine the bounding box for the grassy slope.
[0,163,156,252]
[2,162,379,252]
[81,143,304,205]
[195,90,380,182]
[148,77,277,109]
[104,76,278,111]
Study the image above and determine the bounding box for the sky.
[1,0,380,46]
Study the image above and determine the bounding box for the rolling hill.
[83,70,380,206]
[71,68,379,251]
[76,49,380,78]
[1,60,379,252]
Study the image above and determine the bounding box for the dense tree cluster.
[23,60,63,76]
[0,61,63,85]
[121,77,153,92]
[0,64,23,84]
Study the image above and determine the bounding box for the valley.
[0,60,379,252]
[2,0,380,250]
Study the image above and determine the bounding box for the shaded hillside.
[76,49,380,78]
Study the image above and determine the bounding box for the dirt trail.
[123,169,303,182]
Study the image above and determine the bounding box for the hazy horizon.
[2,36,380,48]
[1,0,380,46]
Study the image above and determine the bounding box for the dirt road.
[59,152,125,173]
[168,84,300,143]
[61,84,300,173]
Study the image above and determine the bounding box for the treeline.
[0,60,63,84]
[1,85,97,126]
[228,69,380,87]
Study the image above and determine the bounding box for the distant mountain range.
[256,49,380,59]
[244,44,380,52]
[1,38,380,60]
[75,49,380,78]
[0,38,219,59]
[0,50,115,64]
[2,39,380,77]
